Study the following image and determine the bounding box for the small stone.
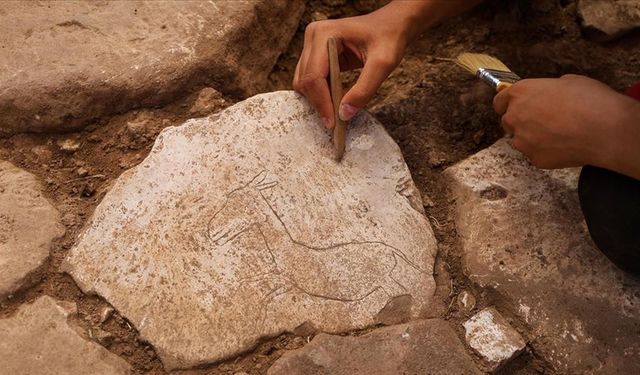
[420,190,435,208]
[189,87,227,116]
[268,319,481,375]
[472,129,484,145]
[457,290,476,314]
[31,145,52,160]
[0,297,130,374]
[311,11,328,22]
[427,149,447,168]
[77,167,89,177]
[80,183,95,197]
[91,328,115,346]
[100,306,114,324]
[57,139,81,153]
[464,307,526,370]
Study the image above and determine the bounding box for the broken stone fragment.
[463,307,526,370]
[0,296,131,374]
[63,91,437,370]
[578,0,640,39]
[0,161,65,299]
[57,138,81,153]
[268,319,481,375]
[445,139,640,373]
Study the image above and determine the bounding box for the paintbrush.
[456,53,521,92]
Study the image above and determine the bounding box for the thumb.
[340,54,397,121]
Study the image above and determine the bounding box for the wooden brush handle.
[327,37,346,161]
[497,82,513,92]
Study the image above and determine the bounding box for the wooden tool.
[455,53,521,92]
[327,37,346,161]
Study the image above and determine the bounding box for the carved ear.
[257,180,278,191]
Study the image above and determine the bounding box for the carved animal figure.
[207,171,428,303]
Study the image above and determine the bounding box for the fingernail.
[339,104,359,121]
[321,117,332,129]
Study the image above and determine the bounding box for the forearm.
[608,99,640,180]
[375,0,484,43]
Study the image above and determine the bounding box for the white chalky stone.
[63,91,437,370]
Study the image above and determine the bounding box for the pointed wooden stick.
[327,37,346,162]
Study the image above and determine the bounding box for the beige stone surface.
[0,0,304,134]
[268,319,481,375]
[463,307,526,370]
[445,139,640,374]
[578,0,640,38]
[0,161,65,298]
[0,296,131,375]
[63,91,437,370]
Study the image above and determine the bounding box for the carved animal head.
[207,171,277,246]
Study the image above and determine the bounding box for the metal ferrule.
[477,68,521,89]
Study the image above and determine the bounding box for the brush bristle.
[456,53,512,74]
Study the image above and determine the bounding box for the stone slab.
[463,307,526,370]
[63,91,437,370]
[445,139,640,374]
[578,0,640,38]
[0,0,304,134]
[268,319,481,375]
[0,161,65,298]
[0,296,131,375]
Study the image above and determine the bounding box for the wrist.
[597,96,640,180]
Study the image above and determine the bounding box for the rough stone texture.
[0,1,304,134]
[0,296,131,374]
[463,307,526,370]
[268,319,481,375]
[445,139,640,374]
[0,161,65,298]
[578,0,640,38]
[63,91,437,370]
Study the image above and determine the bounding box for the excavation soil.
[1,1,639,374]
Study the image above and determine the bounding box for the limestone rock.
[0,161,65,298]
[445,139,640,374]
[268,319,481,375]
[0,296,131,374]
[63,91,437,370]
[578,0,640,38]
[463,307,525,370]
[0,1,304,134]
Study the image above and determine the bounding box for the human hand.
[293,4,414,129]
[493,75,640,177]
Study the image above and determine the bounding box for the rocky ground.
[1,1,639,374]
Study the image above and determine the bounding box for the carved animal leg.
[253,284,293,332]
[381,273,409,297]
[389,252,431,312]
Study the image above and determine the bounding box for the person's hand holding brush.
[493,75,640,180]
[293,0,481,129]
